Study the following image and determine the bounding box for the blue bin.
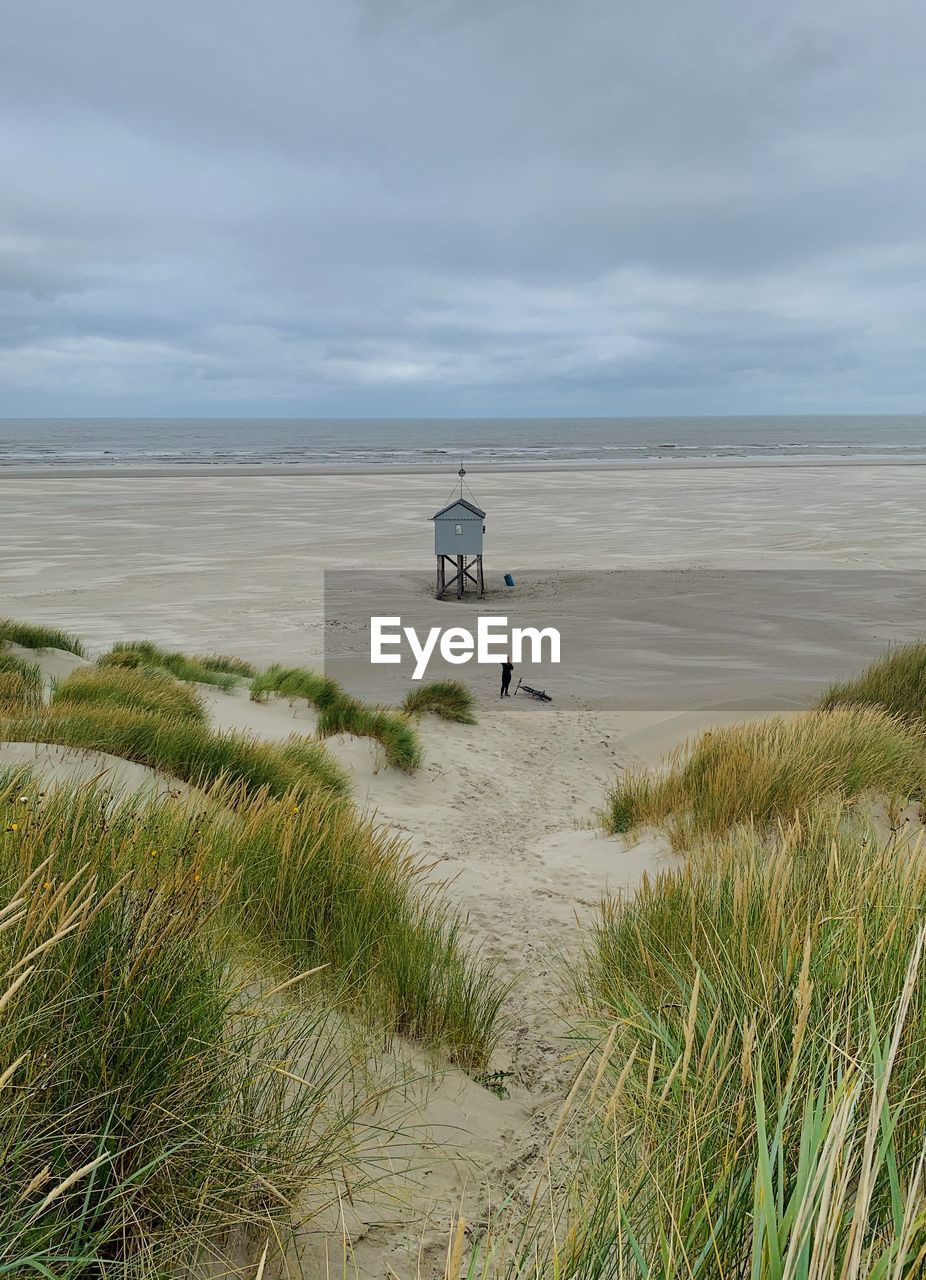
[504,573,515,587]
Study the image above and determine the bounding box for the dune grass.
[53,662,207,723]
[0,652,494,1054]
[821,639,926,726]
[219,783,505,1065]
[402,679,476,724]
[470,810,926,1276]
[606,704,926,843]
[2,705,350,800]
[318,695,422,771]
[0,616,87,657]
[0,769,503,1072]
[250,662,342,708]
[99,641,242,689]
[0,651,43,714]
[253,664,424,770]
[0,770,365,1273]
[199,652,256,677]
[522,809,926,1278]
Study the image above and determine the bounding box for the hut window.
[455,523,462,534]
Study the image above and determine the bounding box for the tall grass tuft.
[0,617,87,657]
[250,663,342,708]
[318,695,423,771]
[402,679,476,724]
[606,705,926,843]
[200,652,256,677]
[53,663,207,723]
[251,665,425,769]
[2,706,350,799]
[0,651,43,714]
[222,784,505,1066]
[0,771,504,1070]
[821,639,926,725]
[0,770,367,1273]
[481,810,926,1277]
[99,641,242,689]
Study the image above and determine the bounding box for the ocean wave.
[2,417,926,469]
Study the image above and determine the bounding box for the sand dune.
[1,648,678,1276]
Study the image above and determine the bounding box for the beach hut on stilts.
[432,465,485,599]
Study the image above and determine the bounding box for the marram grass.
[0,770,368,1274]
[221,782,505,1065]
[607,704,926,843]
[53,662,208,723]
[472,810,926,1278]
[821,639,926,725]
[250,662,342,709]
[0,651,43,714]
[0,616,87,658]
[318,695,422,771]
[99,641,243,689]
[1,705,350,800]
[198,651,256,677]
[0,770,503,1069]
[402,679,477,724]
[251,664,424,770]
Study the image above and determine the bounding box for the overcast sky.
[2,0,925,417]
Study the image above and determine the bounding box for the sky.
[2,0,925,418]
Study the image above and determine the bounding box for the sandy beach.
[2,463,924,649]
[2,462,925,1275]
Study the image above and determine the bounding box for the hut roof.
[431,497,486,520]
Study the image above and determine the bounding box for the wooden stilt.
[436,553,486,599]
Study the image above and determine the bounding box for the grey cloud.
[1,0,925,415]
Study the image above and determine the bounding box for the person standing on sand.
[500,658,514,697]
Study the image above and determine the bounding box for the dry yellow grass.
[0,652,43,715]
[53,663,208,722]
[472,808,926,1277]
[607,704,926,844]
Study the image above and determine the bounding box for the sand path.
[198,683,681,1277]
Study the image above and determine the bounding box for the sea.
[2,416,926,470]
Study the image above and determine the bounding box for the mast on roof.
[430,463,485,599]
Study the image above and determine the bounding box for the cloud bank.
[2,0,925,415]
